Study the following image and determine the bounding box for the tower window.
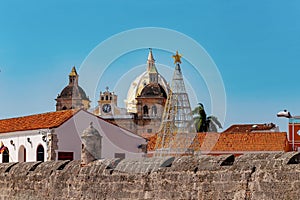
[143,105,149,115]
[101,97,104,101]
[152,105,157,116]
[106,96,108,100]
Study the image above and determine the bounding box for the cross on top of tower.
[105,86,109,92]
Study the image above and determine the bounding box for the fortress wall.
[0,153,299,200]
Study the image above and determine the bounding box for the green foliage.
[192,103,222,132]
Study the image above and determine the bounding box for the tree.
[192,103,222,132]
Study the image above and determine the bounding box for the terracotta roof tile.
[147,132,290,153]
[223,123,276,133]
[0,109,79,133]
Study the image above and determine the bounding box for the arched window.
[36,145,44,162]
[2,148,9,163]
[152,105,157,116]
[62,106,67,110]
[143,105,149,115]
[18,145,26,162]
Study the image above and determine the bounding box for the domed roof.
[59,85,90,100]
[139,83,167,98]
[82,122,101,138]
[125,49,169,113]
[56,66,91,111]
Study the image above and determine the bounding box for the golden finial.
[69,66,78,76]
[172,51,182,64]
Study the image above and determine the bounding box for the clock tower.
[96,87,117,116]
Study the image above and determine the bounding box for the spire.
[147,48,157,73]
[148,48,155,61]
[69,66,79,85]
[147,48,158,83]
[69,66,78,76]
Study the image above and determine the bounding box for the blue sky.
[1,1,300,131]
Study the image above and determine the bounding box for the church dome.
[125,49,169,113]
[56,66,91,111]
[139,83,167,98]
[59,85,89,100]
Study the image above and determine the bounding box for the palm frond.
[208,116,222,129]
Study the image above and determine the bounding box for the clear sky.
[1,1,300,131]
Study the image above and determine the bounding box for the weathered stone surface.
[0,153,300,199]
[114,156,175,173]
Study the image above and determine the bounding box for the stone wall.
[0,152,300,199]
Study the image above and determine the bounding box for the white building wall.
[0,130,47,163]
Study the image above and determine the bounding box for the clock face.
[102,104,111,113]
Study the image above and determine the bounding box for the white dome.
[125,69,169,113]
[125,49,170,113]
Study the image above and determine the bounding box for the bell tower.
[96,87,118,116]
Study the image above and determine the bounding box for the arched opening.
[152,105,157,116]
[36,145,44,162]
[2,148,9,163]
[18,145,26,162]
[62,106,67,110]
[143,105,149,116]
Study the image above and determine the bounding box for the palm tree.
[192,103,222,132]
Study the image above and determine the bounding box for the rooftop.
[0,109,79,133]
[223,123,277,133]
[146,132,290,153]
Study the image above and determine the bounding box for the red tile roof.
[0,109,79,133]
[147,132,290,153]
[223,123,276,133]
[191,132,289,152]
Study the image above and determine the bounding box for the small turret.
[69,66,78,86]
[81,122,102,166]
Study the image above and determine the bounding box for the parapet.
[1,153,300,199]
